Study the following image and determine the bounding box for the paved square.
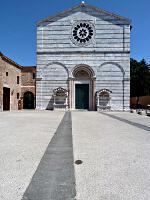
[0,111,150,200]
[72,112,150,200]
[0,111,64,200]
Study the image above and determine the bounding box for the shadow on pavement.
[100,112,150,132]
[22,111,76,200]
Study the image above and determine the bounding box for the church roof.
[37,2,131,26]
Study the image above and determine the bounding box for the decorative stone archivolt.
[71,21,95,46]
[53,87,68,110]
[72,65,95,78]
[96,89,112,111]
[74,69,90,78]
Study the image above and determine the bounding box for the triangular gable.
[0,52,22,70]
[37,2,131,26]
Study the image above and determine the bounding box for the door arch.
[23,91,34,109]
[70,65,96,110]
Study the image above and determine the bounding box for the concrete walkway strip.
[100,112,150,132]
[22,111,76,200]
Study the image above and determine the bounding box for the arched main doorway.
[23,91,35,109]
[70,65,96,110]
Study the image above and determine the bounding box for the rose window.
[72,22,94,45]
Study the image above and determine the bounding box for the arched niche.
[37,62,69,110]
[41,62,69,80]
[98,62,125,75]
[97,62,125,110]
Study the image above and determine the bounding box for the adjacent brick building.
[21,67,36,109]
[0,52,36,111]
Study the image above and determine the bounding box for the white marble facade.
[36,3,131,111]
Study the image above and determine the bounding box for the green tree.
[130,58,150,102]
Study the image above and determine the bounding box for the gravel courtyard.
[72,112,150,200]
[0,110,150,200]
[0,111,64,200]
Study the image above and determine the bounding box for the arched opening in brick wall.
[23,91,35,109]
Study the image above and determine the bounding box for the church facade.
[36,3,131,111]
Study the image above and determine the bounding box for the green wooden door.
[75,84,89,109]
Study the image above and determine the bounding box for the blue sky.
[0,0,149,66]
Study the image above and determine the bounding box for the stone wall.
[130,96,150,108]
[21,67,36,95]
[21,67,36,86]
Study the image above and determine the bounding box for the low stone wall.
[130,96,150,108]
